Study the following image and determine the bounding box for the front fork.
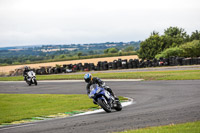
[32,77,36,83]
[103,95,116,108]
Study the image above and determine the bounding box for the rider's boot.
[114,96,119,101]
[106,87,119,101]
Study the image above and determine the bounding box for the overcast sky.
[0,0,199,47]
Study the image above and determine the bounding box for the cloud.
[0,0,200,47]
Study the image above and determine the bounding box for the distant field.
[0,55,138,74]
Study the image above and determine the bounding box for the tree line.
[138,27,200,59]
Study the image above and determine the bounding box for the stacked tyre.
[121,60,127,69]
[112,60,117,69]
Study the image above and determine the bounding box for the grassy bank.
[0,70,199,81]
[116,121,200,133]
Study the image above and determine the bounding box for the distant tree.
[138,34,164,59]
[151,31,159,36]
[88,50,94,55]
[190,30,200,41]
[124,46,134,52]
[138,27,191,59]
[104,48,118,54]
[163,27,188,47]
[77,52,82,58]
[180,40,200,57]
[118,50,122,56]
[104,49,109,54]
[155,40,200,58]
[59,54,66,59]
[6,59,12,64]
[108,48,118,53]
[164,27,186,38]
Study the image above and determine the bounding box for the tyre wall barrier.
[34,56,200,75]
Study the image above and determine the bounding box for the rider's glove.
[101,82,106,87]
[104,86,110,89]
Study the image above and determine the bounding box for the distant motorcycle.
[25,71,37,86]
[89,84,122,113]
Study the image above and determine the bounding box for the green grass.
[116,121,200,133]
[0,70,199,81]
[0,94,127,124]
[0,94,97,124]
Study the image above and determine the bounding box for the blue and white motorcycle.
[89,84,122,113]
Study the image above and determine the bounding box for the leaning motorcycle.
[89,84,122,113]
[25,71,37,86]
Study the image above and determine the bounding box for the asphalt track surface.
[0,80,200,133]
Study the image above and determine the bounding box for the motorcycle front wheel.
[34,79,37,86]
[97,98,112,113]
[26,81,31,86]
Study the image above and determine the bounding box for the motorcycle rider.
[84,73,119,102]
[23,66,30,81]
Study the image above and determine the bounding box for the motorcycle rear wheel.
[114,101,122,111]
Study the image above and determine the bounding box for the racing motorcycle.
[89,84,122,113]
[25,71,37,86]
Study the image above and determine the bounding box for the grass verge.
[0,70,199,81]
[0,94,97,124]
[116,121,200,133]
[0,94,126,124]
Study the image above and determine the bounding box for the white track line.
[74,97,135,117]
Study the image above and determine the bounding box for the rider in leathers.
[84,73,119,102]
[23,66,30,81]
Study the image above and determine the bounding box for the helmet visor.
[85,78,91,83]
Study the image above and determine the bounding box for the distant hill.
[0,41,140,51]
[0,41,140,65]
